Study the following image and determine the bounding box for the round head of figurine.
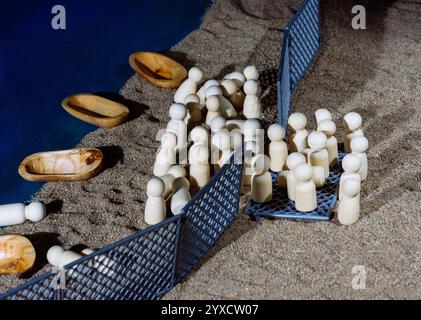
[251,154,270,175]
[167,165,186,178]
[189,144,209,164]
[225,71,246,87]
[206,95,220,111]
[317,119,336,137]
[169,103,187,120]
[188,67,203,83]
[25,201,46,222]
[184,93,200,105]
[293,163,313,182]
[210,116,227,132]
[288,112,307,131]
[161,132,177,148]
[220,79,238,96]
[243,119,261,132]
[267,123,286,142]
[286,152,306,170]
[315,108,332,124]
[344,112,362,131]
[205,85,222,99]
[350,136,368,153]
[308,131,327,151]
[342,154,362,173]
[190,126,208,145]
[243,65,259,81]
[203,79,219,91]
[172,176,190,192]
[47,245,65,266]
[342,178,361,198]
[243,80,259,95]
[146,177,165,197]
[212,131,231,150]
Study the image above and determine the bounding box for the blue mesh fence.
[277,0,320,129]
[0,151,243,300]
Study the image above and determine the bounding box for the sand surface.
[1,0,420,299]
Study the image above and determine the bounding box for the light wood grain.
[129,51,187,88]
[0,235,36,275]
[19,148,103,182]
[62,94,129,128]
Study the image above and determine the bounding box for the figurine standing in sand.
[350,136,369,181]
[170,177,191,215]
[174,67,203,104]
[251,154,272,203]
[315,108,332,125]
[167,103,188,153]
[243,80,262,120]
[339,154,362,200]
[288,112,308,152]
[338,178,361,225]
[153,131,177,177]
[145,177,167,225]
[0,201,46,227]
[205,95,223,126]
[307,131,330,179]
[294,163,317,212]
[267,123,288,172]
[317,119,338,167]
[189,144,210,188]
[343,112,364,153]
[280,152,307,201]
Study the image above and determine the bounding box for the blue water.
[0,0,210,204]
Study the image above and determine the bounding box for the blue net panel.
[278,0,320,128]
[244,153,345,221]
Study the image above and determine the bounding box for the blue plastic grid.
[244,153,345,221]
[0,151,243,300]
[277,0,320,128]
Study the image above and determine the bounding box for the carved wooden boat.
[129,51,187,88]
[18,148,103,182]
[61,94,129,128]
[0,235,36,274]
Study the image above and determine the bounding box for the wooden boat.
[0,235,36,274]
[18,148,103,182]
[129,51,187,88]
[61,94,129,128]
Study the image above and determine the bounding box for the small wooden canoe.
[129,51,187,88]
[19,148,103,182]
[61,94,129,128]
[0,235,36,275]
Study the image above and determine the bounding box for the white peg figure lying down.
[0,201,46,227]
[174,67,203,104]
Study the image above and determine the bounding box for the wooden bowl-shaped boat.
[19,148,103,182]
[0,235,36,275]
[61,94,129,128]
[129,51,187,88]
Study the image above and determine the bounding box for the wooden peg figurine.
[220,79,244,110]
[0,201,46,227]
[308,131,330,178]
[243,80,262,120]
[281,152,307,200]
[170,177,191,215]
[343,112,364,153]
[338,177,361,225]
[315,108,332,125]
[317,119,338,167]
[189,144,210,188]
[144,177,167,225]
[153,132,177,177]
[174,67,203,103]
[167,103,188,151]
[294,163,317,212]
[350,136,368,181]
[339,154,362,201]
[288,112,308,152]
[250,154,272,203]
[205,85,237,119]
[267,124,288,172]
[205,95,223,126]
[0,235,36,274]
[184,94,203,124]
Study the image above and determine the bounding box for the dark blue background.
[0,0,210,203]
